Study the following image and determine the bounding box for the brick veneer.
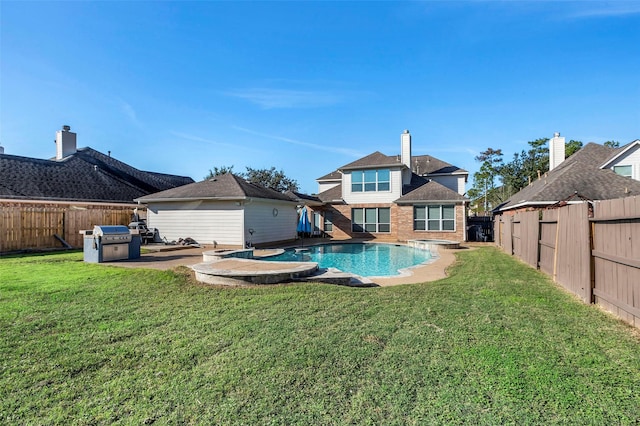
[310,203,466,242]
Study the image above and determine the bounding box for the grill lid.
[93,225,130,237]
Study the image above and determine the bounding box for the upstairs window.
[613,165,632,178]
[351,169,390,192]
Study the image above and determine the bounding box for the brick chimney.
[55,125,76,160]
[549,131,565,171]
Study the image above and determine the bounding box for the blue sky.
[1,1,639,194]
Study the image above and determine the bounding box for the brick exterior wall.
[310,203,466,242]
[396,204,466,242]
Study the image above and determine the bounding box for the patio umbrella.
[296,206,312,248]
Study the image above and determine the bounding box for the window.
[613,165,632,178]
[414,205,455,231]
[323,211,333,232]
[351,169,390,192]
[352,208,390,233]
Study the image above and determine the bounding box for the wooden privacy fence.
[1,203,140,253]
[495,196,640,328]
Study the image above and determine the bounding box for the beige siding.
[146,200,243,246]
[607,144,640,181]
[342,168,403,204]
[244,200,298,245]
[318,182,340,193]
[429,175,466,195]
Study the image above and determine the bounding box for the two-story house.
[309,130,469,242]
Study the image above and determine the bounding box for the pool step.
[301,268,377,287]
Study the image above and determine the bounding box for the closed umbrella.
[297,206,312,248]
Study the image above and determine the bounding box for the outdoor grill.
[82,225,137,263]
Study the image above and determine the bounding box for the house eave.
[135,196,249,203]
[339,163,406,172]
[395,198,469,205]
[496,200,595,212]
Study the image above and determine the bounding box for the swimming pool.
[262,243,432,277]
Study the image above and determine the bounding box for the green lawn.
[1,247,639,425]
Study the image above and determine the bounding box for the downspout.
[463,202,467,242]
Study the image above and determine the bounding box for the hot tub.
[407,239,460,250]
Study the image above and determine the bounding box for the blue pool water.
[262,243,432,277]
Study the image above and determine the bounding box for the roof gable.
[136,173,295,203]
[600,140,640,169]
[338,151,403,171]
[396,174,467,203]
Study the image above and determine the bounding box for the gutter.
[498,200,587,212]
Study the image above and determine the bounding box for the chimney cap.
[554,132,560,137]
[403,129,410,134]
[62,125,71,131]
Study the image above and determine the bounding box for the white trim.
[599,140,640,169]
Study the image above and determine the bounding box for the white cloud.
[233,126,365,158]
[225,88,344,109]
[170,131,242,149]
[567,2,640,19]
[121,101,139,124]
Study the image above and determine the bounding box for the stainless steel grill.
[90,225,131,261]
[92,225,132,244]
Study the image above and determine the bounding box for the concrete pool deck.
[100,243,463,286]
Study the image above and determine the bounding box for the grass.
[1,247,639,425]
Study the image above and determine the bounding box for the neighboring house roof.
[412,155,468,176]
[338,151,404,171]
[136,173,295,203]
[396,174,468,204]
[499,142,640,211]
[0,147,194,203]
[599,139,640,169]
[285,190,324,206]
[316,184,344,203]
[316,170,342,181]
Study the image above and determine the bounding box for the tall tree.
[204,165,235,180]
[468,148,504,212]
[566,139,583,157]
[244,166,299,192]
[604,140,620,148]
[203,165,298,192]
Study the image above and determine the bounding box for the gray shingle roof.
[499,142,640,211]
[284,190,323,206]
[316,170,342,181]
[338,151,404,170]
[412,155,468,175]
[136,173,296,203]
[396,174,468,203]
[0,147,193,203]
[316,184,343,203]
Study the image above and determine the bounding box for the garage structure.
[135,173,299,248]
